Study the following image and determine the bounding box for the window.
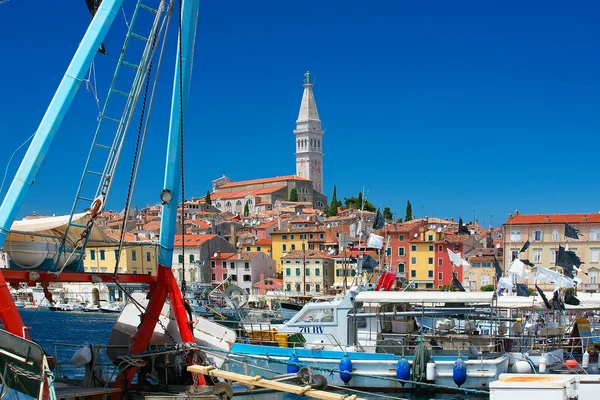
[438,258,443,266]
[231,275,237,281]
[309,233,314,240]
[533,230,542,241]
[510,231,521,242]
[90,250,95,260]
[319,244,325,251]
[256,246,262,251]
[320,233,324,239]
[282,244,287,252]
[386,248,392,256]
[511,250,519,261]
[243,275,251,282]
[324,268,328,277]
[222,261,227,268]
[399,234,404,241]
[590,271,598,284]
[146,252,151,262]
[244,262,250,270]
[425,283,433,289]
[398,247,405,256]
[230,262,235,269]
[411,245,417,252]
[290,234,295,240]
[438,245,443,252]
[428,235,434,241]
[147,271,152,275]
[211,261,216,268]
[286,268,291,276]
[591,230,600,241]
[100,250,105,261]
[189,254,194,263]
[428,245,434,252]
[246,246,251,251]
[291,244,296,251]
[398,263,405,273]
[91,267,97,273]
[211,273,216,280]
[282,234,287,240]
[295,283,301,291]
[100,268,107,273]
[315,284,321,292]
[132,269,138,275]
[428,257,434,265]
[428,270,433,278]
[178,255,184,263]
[296,268,301,276]
[533,249,541,263]
[411,257,417,264]
[472,262,480,268]
[286,283,291,291]
[591,249,599,263]
[306,283,311,292]
[552,230,559,241]
[222,273,228,280]
[438,272,443,281]
[551,249,557,264]
[480,275,491,287]
[411,270,416,278]
[305,268,310,276]
[308,243,315,250]
[114,250,119,259]
[315,268,320,276]
[298,308,334,323]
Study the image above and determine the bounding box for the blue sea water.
[10,309,475,400]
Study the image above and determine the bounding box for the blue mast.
[158,0,200,268]
[0,0,125,248]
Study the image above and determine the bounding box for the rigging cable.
[0,132,35,198]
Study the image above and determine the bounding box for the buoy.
[582,350,590,369]
[510,360,533,373]
[287,353,300,374]
[539,353,547,373]
[565,359,577,369]
[426,362,436,381]
[339,355,352,384]
[396,357,410,385]
[452,358,467,387]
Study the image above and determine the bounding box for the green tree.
[382,207,393,221]
[405,200,413,222]
[205,190,212,205]
[243,201,249,216]
[343,196,376,212]
[327,185,339,216]
[289,188,298,202]
[480,284,495,292]
[439,284,454,292]
[357,192,363,209]
[396,217,403,223]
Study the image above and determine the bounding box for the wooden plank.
[188,365,361,400]
[54,386,121,399]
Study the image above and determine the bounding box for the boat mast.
[0,0,125,337]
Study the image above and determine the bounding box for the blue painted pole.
[0,0,125,247]
[158,0,200,267]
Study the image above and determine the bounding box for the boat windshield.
[298,308,334,323]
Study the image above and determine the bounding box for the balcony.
[581,283,600,292]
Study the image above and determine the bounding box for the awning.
[355,291,496,305]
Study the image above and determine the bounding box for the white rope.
[0,132,35,198]
[120,4,130,30]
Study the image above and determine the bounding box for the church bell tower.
[294,71,324,193]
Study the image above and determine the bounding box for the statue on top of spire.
[304,70,311,84]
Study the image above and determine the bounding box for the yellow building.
[84,243,158,275]
[242,238,272,257]
[270,227,326,275]
[408,229,439,289]
[281,250,334,293]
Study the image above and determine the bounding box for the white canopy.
[497,295,600,311]
[356,291,496,305]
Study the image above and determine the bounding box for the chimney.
[216,250,221,257]
[259,272,265,282]
[515,209,519,215]
[545,216,550,222]
[230,224,236,244]
[508,214,512,220]
[252,237,256,246]
[134,233,139,241]
[238,252,242,260]
[450,217,454,223]
[583,215,588,222]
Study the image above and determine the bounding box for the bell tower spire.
[294,71,324,193]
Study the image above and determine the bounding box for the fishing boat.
[99,303,125,313]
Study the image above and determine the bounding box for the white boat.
[99,303,125,314]
[82,304,101,312]
[107,292,236,368]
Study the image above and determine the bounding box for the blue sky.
[0,1,599,227]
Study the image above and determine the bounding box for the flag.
[557,245,583,278]
[445,240,460,252]
[508,258,530,279]
[447,248,469,267]
[360,254,378,271]
[535,285,552,310]
[552,291,566,311]
[516,283,529,297]
[339,234,353,249]
[493,255,503,280]
[372,209,385,230]
[564,290,580,306]
[520,259,535,267]
[458,218,469,235]
[366,233,384,249]
[498,276,513,290]
[520,240,530,253]
[452,275,465,292]
[564,223,580,240]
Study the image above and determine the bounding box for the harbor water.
[11,309,476,400]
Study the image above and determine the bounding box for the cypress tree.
[204,190,212,205]
[405,200,413,222]
[289,188,298,202]
[329,185,339,216]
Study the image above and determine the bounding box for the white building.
[210,251,276,294]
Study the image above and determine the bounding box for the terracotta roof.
[187,220,211,229]
[212,185,287,200]
[281,250,332,259]
[332,250,379,259]
[103,229,146,242]
[230,251,263,261]
[216,175,309,189]
[210,252,236,260]
[255,238,272,246]
[173,234,217,246]
[141,220,161,231]
[506,213,600,225]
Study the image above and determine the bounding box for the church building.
[210,73,328,214]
